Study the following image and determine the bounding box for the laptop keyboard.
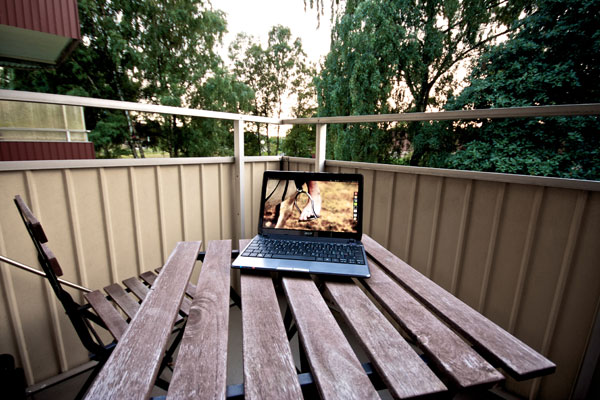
[242,238,365,264]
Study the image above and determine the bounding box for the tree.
[315,0,533,164]
[229,26,313,155]
[282,61,318,157]
[266,26,307,153]
[435,0,600,180]
[2,0,252,158]
[229,33,272,155]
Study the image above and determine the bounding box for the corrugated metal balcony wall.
[0,92,599,400]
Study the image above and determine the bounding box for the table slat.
[140,271,192,315]
[156,267,197,297]
[104,283,140,319]
[363,234,556,379]
[124,275,183,324]
[362,261,504,388]
[283,276,379,400]
[325,279,447,398]
[84,290,128,341]
[84,241,201,400]
[241,240,302,400]
[167,240,232,400]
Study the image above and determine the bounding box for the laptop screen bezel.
[257,170,364,240]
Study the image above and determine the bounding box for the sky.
[211,0,333,66]
[210,0,333,129]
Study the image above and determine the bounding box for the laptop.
[232,170,370,278]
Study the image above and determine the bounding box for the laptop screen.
[258,171,363,239]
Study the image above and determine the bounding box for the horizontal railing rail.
[2,90,600,124]
[281,103,600,124]
[0,155,280,171]
[0,90,279,124]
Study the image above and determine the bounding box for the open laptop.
[232,170,370,277]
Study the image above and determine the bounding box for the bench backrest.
[14,195,107,357]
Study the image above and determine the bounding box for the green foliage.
[88,112,130,158]
[438,0,600,180]
[316,0,532,164]
[3,0,253,158]
[229,26,315,155]
[282,125,316,157]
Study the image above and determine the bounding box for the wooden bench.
[81,237,555,399]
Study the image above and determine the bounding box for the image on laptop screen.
[262,178,359,233]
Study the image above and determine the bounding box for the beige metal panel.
[99,167,138,282]
[130,167,162,267]
[241,160,277,241]
[243,162,253,240]
[219,163,235,244]
[455,180,504,309]
[368,170,396,248]
[512,188,580,347]
[4,171,83,381]
[156,165,184,259]
[385,173,417,261]
[178,165,203,284]
[0,171,40,384]
[251,161,268,236]
[325,159,600,192]
[65,169,113,288]
[199,164,223,246]
[536,192,600,400]
[360,168,376,236]
[408,175,444,277]
[481,183,542,329]
[430,178,471,292]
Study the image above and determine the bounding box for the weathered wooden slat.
[124,276,183,324]
[362,234,556,380]
[167,240,232,400]
[84,241,201,400]
[14,195,48,243]
[325,278,447,398]
[282,276,379,400]
[155,267,197,297]
[140,271,192,315]
[362,261,503,388]
[103,283,140,319]
[84,290,128,341]
[39,242,64,277]
[240,240,302,400]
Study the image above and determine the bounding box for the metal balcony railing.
[1,89,600,399]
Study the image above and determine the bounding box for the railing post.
[234,119,245,239]
[315,124,327,172]
[62,105,72,142]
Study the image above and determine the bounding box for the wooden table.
[83,236,555,400]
